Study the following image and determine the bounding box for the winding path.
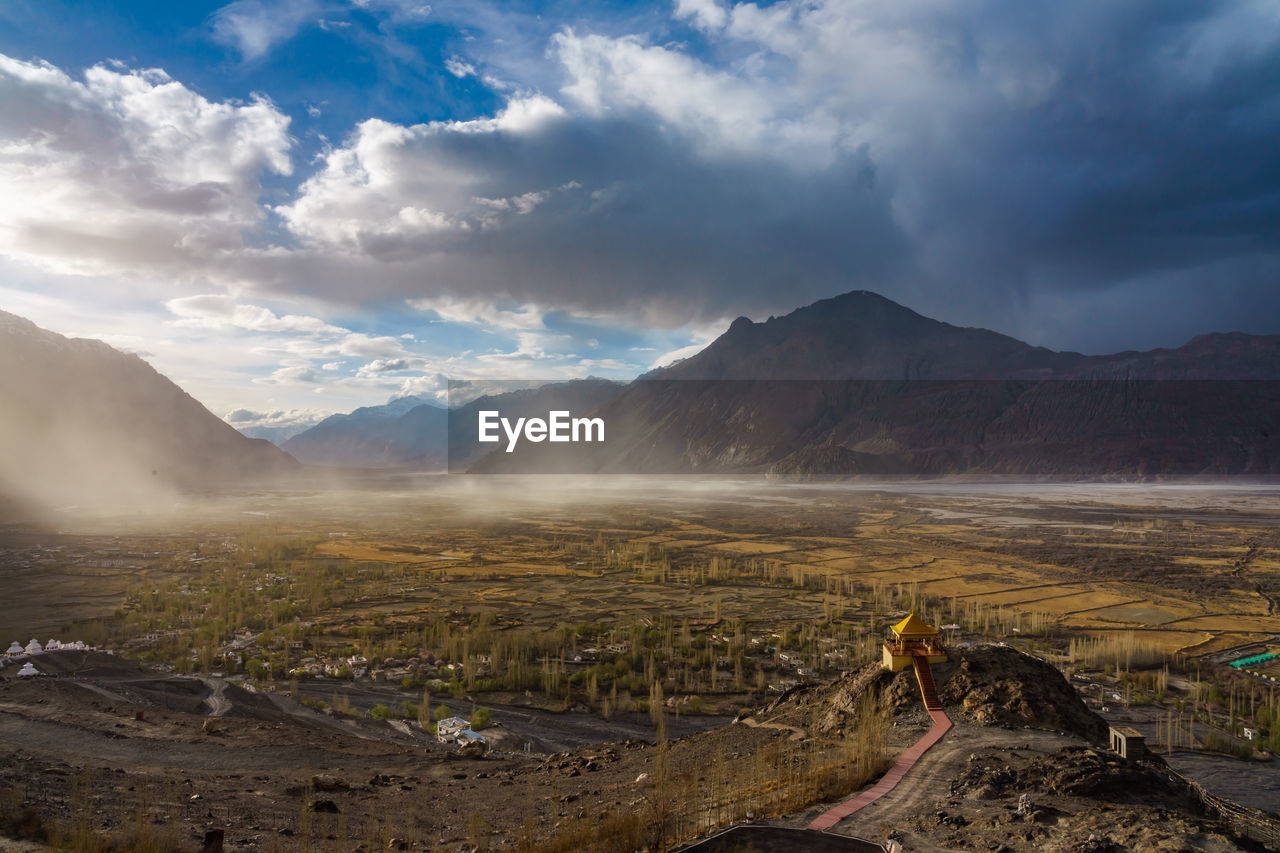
[808,656,952,832]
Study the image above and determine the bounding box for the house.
[437,716,470,743]
[1109,726,1146,760]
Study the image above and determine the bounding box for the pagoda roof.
[890,612,939,638]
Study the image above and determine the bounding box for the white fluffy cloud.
[554,31,791,158]
[167,294,344,334]
[407,297,547,330]
[274,96,567,254]
[225,406,327,428]
[0,55,292,278]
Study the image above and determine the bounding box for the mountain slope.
[452,378,625,472]
[476,291,1280,476]
[660,290,1083,380]
[281,395,448,468]
[281,379,624,470]
[0,311,298,506]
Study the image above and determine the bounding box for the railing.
[884,640,943,656]
[1168,767,1280,845]
[911,655,942,711]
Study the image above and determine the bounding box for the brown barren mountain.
[0,310,297,508]
[473,291,1280,476]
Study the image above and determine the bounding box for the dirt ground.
[0,647,1261,852]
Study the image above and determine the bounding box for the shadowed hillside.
[0,311,298,509]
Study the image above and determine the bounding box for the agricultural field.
[3,479,1277,698]
[2,478,1279,850]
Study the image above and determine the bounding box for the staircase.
[911,654,942,711]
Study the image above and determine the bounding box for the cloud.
[257,365,323,384]
[211,0,326,60]
[353,0,432,22]
[223,405,330,441]
[674,0,727,32]
[7,0,1280,361]
[445,56,476,78]
[224,406,326,428]
[249,0,1279,344]
[0,54,291,278]
[166,294,344,335]
[257,85,904,325]
[555,31,790,158]
[407,297,546,330]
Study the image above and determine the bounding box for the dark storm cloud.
[275,118,905,321]
[3,1,1279,354]
[260,0,1280,350]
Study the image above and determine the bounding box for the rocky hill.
[772,644,1108,743]
[0,311,298,508]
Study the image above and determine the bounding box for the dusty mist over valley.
[3,472,1280,849]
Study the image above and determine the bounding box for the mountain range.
[281,380,623,470]
[470,291,1280,476]
[281,395,448,468]
[3,290,1278,498]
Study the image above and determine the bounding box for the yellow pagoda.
[882,612,946,671]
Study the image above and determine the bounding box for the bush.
[433,704,451,722]
[472,708,492,730]
[370,704,393,720]
[1203,728,1253,759]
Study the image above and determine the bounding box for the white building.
[17,662,39,677]
[436,716,470,743]
[24,639,42,655]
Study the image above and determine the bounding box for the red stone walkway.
[807,657,951,832]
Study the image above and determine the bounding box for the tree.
[433,704,451,722]
[471,707,492,730]
[247,658,268,682]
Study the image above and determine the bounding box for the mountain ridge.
[473,290,1280,476]
[0,310,299,508]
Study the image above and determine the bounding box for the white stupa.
[45,639,61,651]
[24,639,42,655]
[4,641,21,657]
[17,662,38,676]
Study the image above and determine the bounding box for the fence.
[1168,767,1280,846]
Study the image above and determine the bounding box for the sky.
[1,0,1279,438]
